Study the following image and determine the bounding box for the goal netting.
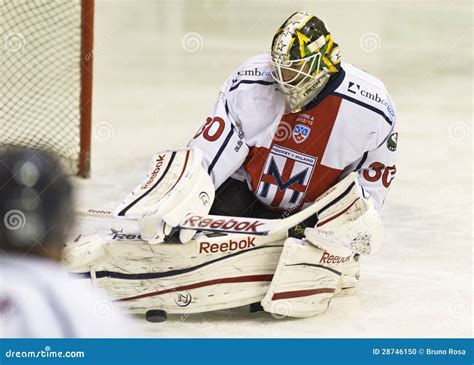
[1,0,94,177]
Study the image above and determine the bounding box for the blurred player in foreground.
[0,148,139,337]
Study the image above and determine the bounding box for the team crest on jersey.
[387,132,398,151]
[292,124,311,144]
[256,145,317,210]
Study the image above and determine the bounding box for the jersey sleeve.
[187,81,249,189]
[351,118,398,210]
[334,63,398,211]
[188,54,282,189]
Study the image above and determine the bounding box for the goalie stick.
[74,172,357,237]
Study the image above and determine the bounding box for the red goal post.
[80,0,94,177]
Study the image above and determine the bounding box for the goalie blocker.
[114,148,215,244]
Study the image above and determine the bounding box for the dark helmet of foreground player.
[271,11,341,112]
[0,148,74,254]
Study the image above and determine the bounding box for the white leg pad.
[261,237,347,318]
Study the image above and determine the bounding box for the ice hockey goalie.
[65,11,397,319]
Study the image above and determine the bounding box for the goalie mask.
[271,11,341,113]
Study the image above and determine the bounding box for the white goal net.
[1,0,94,177]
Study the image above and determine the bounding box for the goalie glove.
[115,148,215,244]
[307,176,384,255]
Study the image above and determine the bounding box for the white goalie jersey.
[189,54,397,211]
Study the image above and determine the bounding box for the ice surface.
[74,0,472,338]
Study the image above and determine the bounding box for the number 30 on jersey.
[194,117,225,142]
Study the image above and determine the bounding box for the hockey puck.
[249,302,264,313]
[145,309,168,323]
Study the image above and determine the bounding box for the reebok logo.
[182,216,265,233]
[142,154,165,189]
[199,236,256,254]
[112,233,143,240]
[319,252,352,264]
